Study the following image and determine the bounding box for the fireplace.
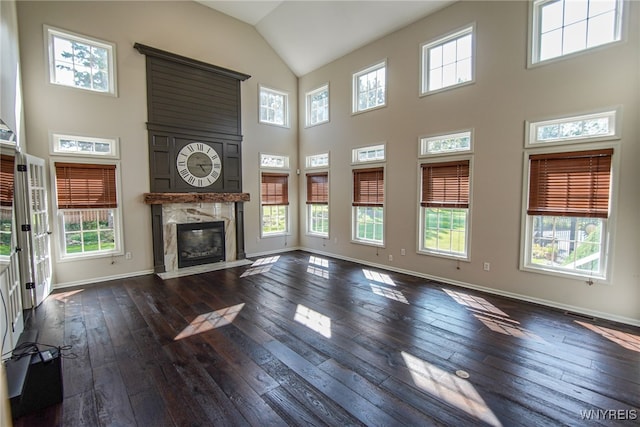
[177,221,225,268]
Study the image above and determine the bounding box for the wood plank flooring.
[12,250,640,426]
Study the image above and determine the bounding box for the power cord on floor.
[1,341,76,363]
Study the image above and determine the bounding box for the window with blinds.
[421,160,470,208]
[306,173,328,204]
[352,167,384,206]
[261,173,289,206]
[55,162,117,209]
[0,154,15,207]
[527,149,613,218]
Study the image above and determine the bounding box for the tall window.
[259,86,289,127]
[306,172,329,237]
[45,26,117,95]
[54,162,121,258]
[523,149,613,279]
[420,160,471,259]
[421,25,474,95]
[261,173,289,236]
[306,84,329,127]
[530,0,624,65]
[352,61,386,114]
[352,167,384,245]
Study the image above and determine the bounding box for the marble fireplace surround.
[144,193,250,275]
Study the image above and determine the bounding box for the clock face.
[176,142,222,187]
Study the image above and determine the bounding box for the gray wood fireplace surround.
[134,43,251,273]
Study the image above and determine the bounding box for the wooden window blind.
[421,160,470,208]
[306,172,328,204]
[353,167,384,206]
[528,149,613,218]
[0,155,15,207]
[55,162,117,209]
[261,173,289,205]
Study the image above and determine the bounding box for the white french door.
[18,154,52,307]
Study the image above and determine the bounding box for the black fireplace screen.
[176,221,225,268]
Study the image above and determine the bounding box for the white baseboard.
[300,247,640,327]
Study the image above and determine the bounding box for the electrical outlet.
[401,248,406,256]
[388,254,393,262]
[483,262,490,271]
[125,252,132,260]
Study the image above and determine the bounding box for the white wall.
[298,1,640,324]
[16,1,299,286]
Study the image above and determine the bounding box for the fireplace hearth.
[177,221,225,268]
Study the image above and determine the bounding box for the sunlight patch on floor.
[401,351,502,427]
[240,256,280,277]
[294,304,332,338]
[443,289,542,341]
[174,303,245,340]
[307,256,330,278]
[363,269,396,286]
[576,320,640,353]
[51,289,84,303]
[370,283,409,304]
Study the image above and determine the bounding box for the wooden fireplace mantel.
[143,192,250,204]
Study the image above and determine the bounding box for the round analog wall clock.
[176,142,222,187]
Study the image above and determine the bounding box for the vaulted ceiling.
[196,1,455,76]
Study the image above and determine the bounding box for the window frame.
[351,165,385,247]
[50,158,124,262]
[420,24,475,96]
[528,0,625,67]
[419,129,474,157]
[259,85,290,128]
[305,152,330,169]
[352,60,387,114]
[305,171,329,238]
[50,132,120,158]
[305,83,330,127]
[520,142,618,283]
[417,155,473,261]
[44,25,117,96]
[525,107,621,148]
[259,153,291,238]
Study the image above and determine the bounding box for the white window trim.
[50,158,124,262]
[259,153,291,238]
[260,152,290,170]
[351,164,386,248]
[419,129,474,157]
[527,0,626,68]
[420,23,476,96]
[44,25,117,96]
[352,59,387,115]
[305,152,330,169]
[259,85,290,128]
[305,171,330,238]
[416,154,473,261]
[50,132,120,158]
[518,142,619,283]
[525,107,621,148]
[351,142,386,165]
[305,83,330,128]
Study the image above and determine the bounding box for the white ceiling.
[196,1,455,76]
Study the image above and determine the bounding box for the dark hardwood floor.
[12,250,640,426]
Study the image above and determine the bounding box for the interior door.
[21,154,52,307]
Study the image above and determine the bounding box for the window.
[352,144,385,164]
[530,0,624,65]
[420,159,471,259]
[421,25,474,95]
[306,172,329,237]
[523,148,613,279]
[54,162,122,259]
[261,173,289,236]
[306,84,329,127]
[306,153,329,169]
[352,167,384,245]
[420,131,472,156]
[527,109,619,147]
[45,26,116,95]
[259,86,289,127]
[51,133,119,158]
[352,61,386,113]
